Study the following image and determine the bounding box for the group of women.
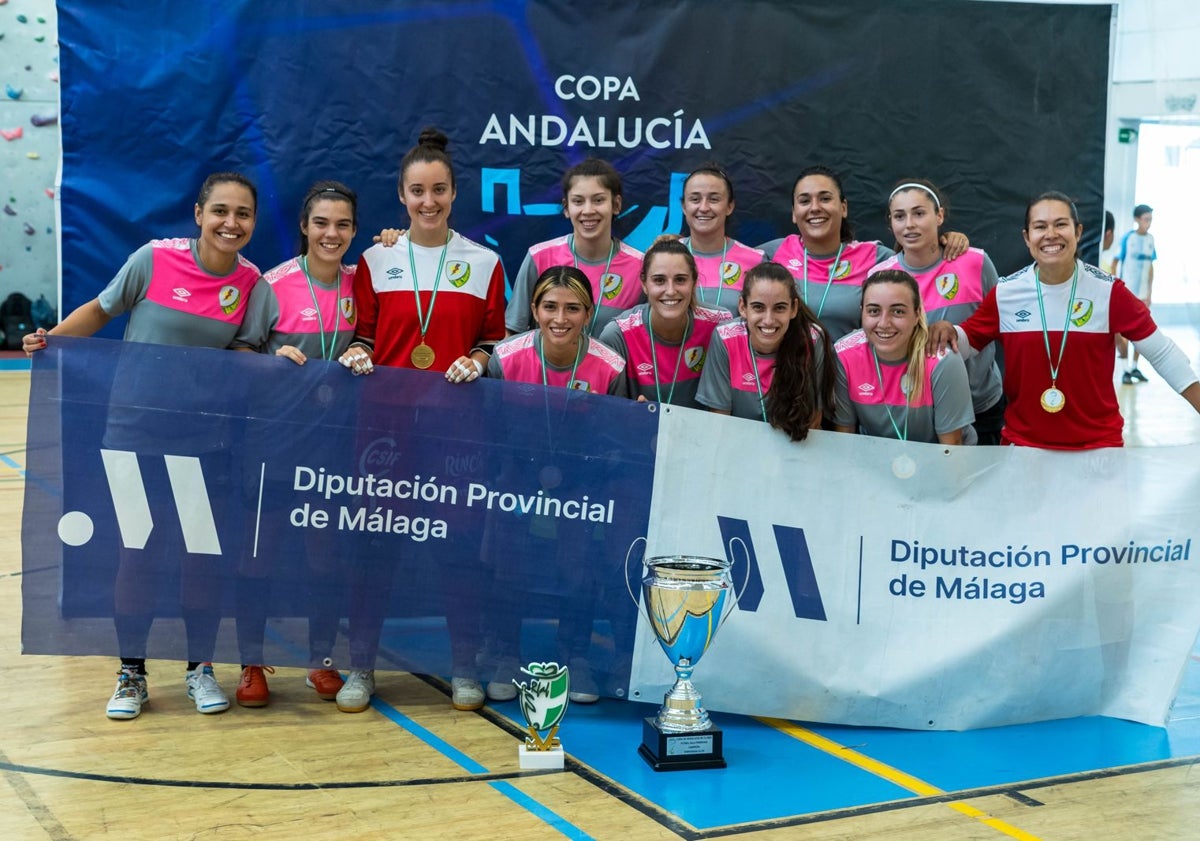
[25,128,1200,721]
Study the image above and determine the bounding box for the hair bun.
[417,127,449,152]
[652,234,681,245]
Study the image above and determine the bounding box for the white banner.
[629,406,1200,730]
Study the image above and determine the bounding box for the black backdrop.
[59,0,1111,330]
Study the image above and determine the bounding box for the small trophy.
[514,662,570,770]
[637,554,736,771]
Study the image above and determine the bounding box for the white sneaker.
[485,657,519,702]
[185,664,230,714]
[568,658,599,704]
[336,669,375,713]
[106,669,148,720]
[451,676,485,710]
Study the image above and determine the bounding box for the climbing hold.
[5,85,22,100]
[24,222,35,235]
[2,205,15,216]
[26,151,40,159]
[1,126,22,141]
[45,188,54,198]
[31,110,57,127]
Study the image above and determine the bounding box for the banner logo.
[717,516,826,621]
[59,450,223,554]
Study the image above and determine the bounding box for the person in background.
[1113,204,1157,384]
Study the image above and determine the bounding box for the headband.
[889,182,941,210]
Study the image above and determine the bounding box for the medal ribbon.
[538,331,585,390]
[1034,262,1080,390]
[299,256,342,361]
[408,231,451,346]
[648,308,693,405]
[802,243,846,319]
[871,348,911,442]
[570,234,616,333]
[688,237,730,310]
[746,331,770,423]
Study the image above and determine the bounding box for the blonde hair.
[861,270,929,405]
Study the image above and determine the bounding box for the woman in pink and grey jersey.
[232,180,362,710]
[599,236,731,408]
[759,165,969,344]
[872,179,1005,444]
[485,265,628,704]
[505,158,645,337]
[679,162,765,315]
[833,270,974,445]
[696,261,835,441]
[24,172,261,721]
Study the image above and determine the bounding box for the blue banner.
[58,0,1111,335]
[23,338,657,693]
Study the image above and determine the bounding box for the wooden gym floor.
[2,328,1200,840]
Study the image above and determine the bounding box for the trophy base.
[519,744,565,770]
[638,717,725,771]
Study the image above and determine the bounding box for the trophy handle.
[722,536,753,629]
[623,535,648,611]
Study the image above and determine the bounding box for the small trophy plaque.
[514,662,570,770]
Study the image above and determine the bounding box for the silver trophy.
[629,545,741,770]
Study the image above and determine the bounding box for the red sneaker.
[236,665,273,708]
[306,668,344,700]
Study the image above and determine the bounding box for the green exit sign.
[1118,127,1138,144]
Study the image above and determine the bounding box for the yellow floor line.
[759,717,1044,841]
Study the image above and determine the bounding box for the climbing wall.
[0,0,58,309]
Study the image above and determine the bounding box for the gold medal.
[1040,387,1065,413]
[411,343,435,369]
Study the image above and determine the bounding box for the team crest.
[1070,298,1094,327]
[340,297,356,325]
[219,285,241,315]
[684,346,705,372]
[514,662,570,752]
[601,273,622,301]
[935,272,960,300]
[832,259,852,280]
[447,261,471,288]
[720,261,741,286]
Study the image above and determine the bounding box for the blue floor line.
[370,696,490,775]
[0,359,31,371]
[0,453,25,477]
[489,780,596,840]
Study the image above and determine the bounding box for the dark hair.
[531,264,594,312]
[399,127,454,192]
[684,162,735,204]
[741,261,836,442]
[561,157,623,204]
[793,165,853,243]
[1104,210,1115,233]
[641,235,699,310]
[196,172,257,213]
[1133,204,1153,218]
[298,180,358,256]
[861,269,929,404]
[1024,191,1080,229]
[886,178,946,251]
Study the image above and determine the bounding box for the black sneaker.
[1130,368,1148,383]
[1121,372,1135,385]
